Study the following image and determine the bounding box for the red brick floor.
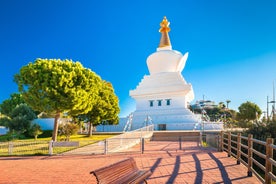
[0,141,261,184]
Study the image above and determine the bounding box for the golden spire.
[158,16,171,48]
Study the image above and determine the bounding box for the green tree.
[0,116,10,127]
[218,102,226,109]
[237,101,262,122]
[78,81,120,136]
[0,93,25,117]
[14,58,101,141]
[8,104,37,134]
[29,123,43,140]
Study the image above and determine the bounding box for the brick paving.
[0,141,261,184]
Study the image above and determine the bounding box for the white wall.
[136,95,187,111]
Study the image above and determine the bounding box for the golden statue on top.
[159,16,171,48]
[159,16,171,33]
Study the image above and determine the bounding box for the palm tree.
[226,100,231,109]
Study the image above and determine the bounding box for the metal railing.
[219,132,276,184]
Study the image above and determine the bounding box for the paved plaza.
[0,141,261,184]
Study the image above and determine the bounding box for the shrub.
[58,123,79,141]
[29,124,43,140]
[39,130,53,138]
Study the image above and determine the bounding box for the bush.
[3,131,26,141]
[58,123,79,141]
[28,124,43,140]
[0,134,10,141]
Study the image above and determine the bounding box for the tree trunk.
[88,122,93,137]
[52,111,61,141]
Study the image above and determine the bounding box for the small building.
[190,100,217,110]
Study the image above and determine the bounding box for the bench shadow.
[208,152,232,184]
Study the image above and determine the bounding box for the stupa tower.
[129,17,198,130]
[158,16,171,48]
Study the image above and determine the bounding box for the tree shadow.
[192,153,203,184]
[166,155,180,183]
[150,157,162,173]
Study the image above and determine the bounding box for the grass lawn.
[0,134,115,156]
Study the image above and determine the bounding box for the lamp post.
[267,96,276,123]
[271,101,276,121]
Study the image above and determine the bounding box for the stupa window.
[149,100,154,107]
[166,99,171,106]
[157,100,162,106]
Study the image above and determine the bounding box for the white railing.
[105,125,154,153]
[0,141,49,156]
[0,125,154,156]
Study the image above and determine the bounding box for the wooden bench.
[90,157,151,184]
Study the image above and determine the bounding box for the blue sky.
[0,0,275,117]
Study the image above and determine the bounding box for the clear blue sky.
[0,0,275,117]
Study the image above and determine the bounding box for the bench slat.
[128,170,152,184]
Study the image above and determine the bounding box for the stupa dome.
[147,49,188,75]
[146,17,188,75]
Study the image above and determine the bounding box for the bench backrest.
[91,157,139,184]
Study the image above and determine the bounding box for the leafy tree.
[218,102,226,109]
[77,81,120,136]
[58,123,79,141]
[0,116,11,127]
[14,58,101,141]
[237,101,262,122]
[29,123,43,140]
[0,93,25,116]
[8,104,37,134]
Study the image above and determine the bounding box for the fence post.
[247,134,253,177]
[219,131,223,152]
[198,131,201,147]
[179,136,182,150]
[104,139,108,155]
[237,133,241,165]
[8,142,13,155]
[265,138,273,184]
[141,138,145,154]
[48,140,53,155]
[216,133,219,151]
[227,132,231,157]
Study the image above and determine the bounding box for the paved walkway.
[0,141,261,184]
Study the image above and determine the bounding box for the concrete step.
[151,131,200,141]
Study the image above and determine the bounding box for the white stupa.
[128,17,202,130]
